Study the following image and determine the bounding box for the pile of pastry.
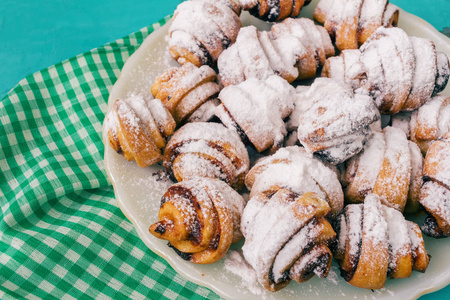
[103,0,450,293]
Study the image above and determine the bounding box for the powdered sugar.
[403,37,436,109]
[419,181,450,229]
[391,112,412,138]
[224,250,267,296]
[217,75,295,152]
[383,205,410,271]
[168,0,241,66]
[346,204,364,266]
[271,220,319,283]
[236,26,274,80]
[295,77,380,164]
[361,194,388,246]
[378,126,412,210]
[358,0,387,31]
[246,146,344,215]
[241,187,333,291]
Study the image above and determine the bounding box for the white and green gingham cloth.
[0,16,221,300]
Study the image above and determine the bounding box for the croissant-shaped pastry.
[335,194,429,289]
[390,95,450,155]
[271,18,335,80]
[419,132,450,238]
[358,27,448,114]
[344,126,423,212]
[240,0,311,22]
[245,146,344,216]
[321,49,362,90]
[411,95,450,155]
[314,0,399,50]
[218,19,334,86]
[149,177,246,264]
[163,122,250,189]
[294,78,380,164]
[168,0,241,67]
[215,75,295,153]
[241,190,336,291]
[322,27,450,114]
[151,62,220,124]
[104,96,176,167]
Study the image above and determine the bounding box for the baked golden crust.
[104,96,176,167]
[241,190,335,291]
[344,126,422,212]
[419,134,450,237]
[390,96,450,155]
[294,78,380,165]
[412,96,450,155]
[335,194,429,289]
[271,18,335,80]
[314,0,399,50]
[168,0,241,67]
[163,122,249,190]
[245,146,344,216]
[217,18,334,86]
[151,63,220,124]
[216,75,295,153]
[323,27,449,115]
[149,177,246,264]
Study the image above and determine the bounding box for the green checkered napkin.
[0,16,221,300]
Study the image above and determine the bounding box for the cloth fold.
[0,15,219,300]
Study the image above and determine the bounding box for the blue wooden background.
[0,0,449,299]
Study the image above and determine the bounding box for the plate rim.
[102,3,450,299]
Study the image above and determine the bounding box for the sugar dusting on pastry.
[240,190,334,291]
[163,122,250,189]
[217,75,295,153]
[245,146,344,215]
[224,250,268,296]
[336,194,429,289]
[168,0,241,66]
[294,77,380,164]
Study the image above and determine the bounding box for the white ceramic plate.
[103,1,450,299]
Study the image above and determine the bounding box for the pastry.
[217,25,306,86]
[411,95,450,155]
[390,95,450,155]
[343,126,423,212]
[163,122,250,190]
[240,0,311,22]
[321,49,362,90]
[314,0,399,50]
[217,18,334,86]
[241,190,336,291]
[104,96,176,167]
[215,75,295,153]
[293,78,380,164]
[322,27,450,114]
[419,132,450,238]
[335,194,429,289]
[271,18,335,80]
[245,146,344,216]
[151,62,220,124]
[149,177,246,264]
[168,0,241,67]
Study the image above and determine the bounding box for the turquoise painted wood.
[391,0,450,32]
[0,0,181,99]
[0,0,449,299]
[0,1,448,100]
